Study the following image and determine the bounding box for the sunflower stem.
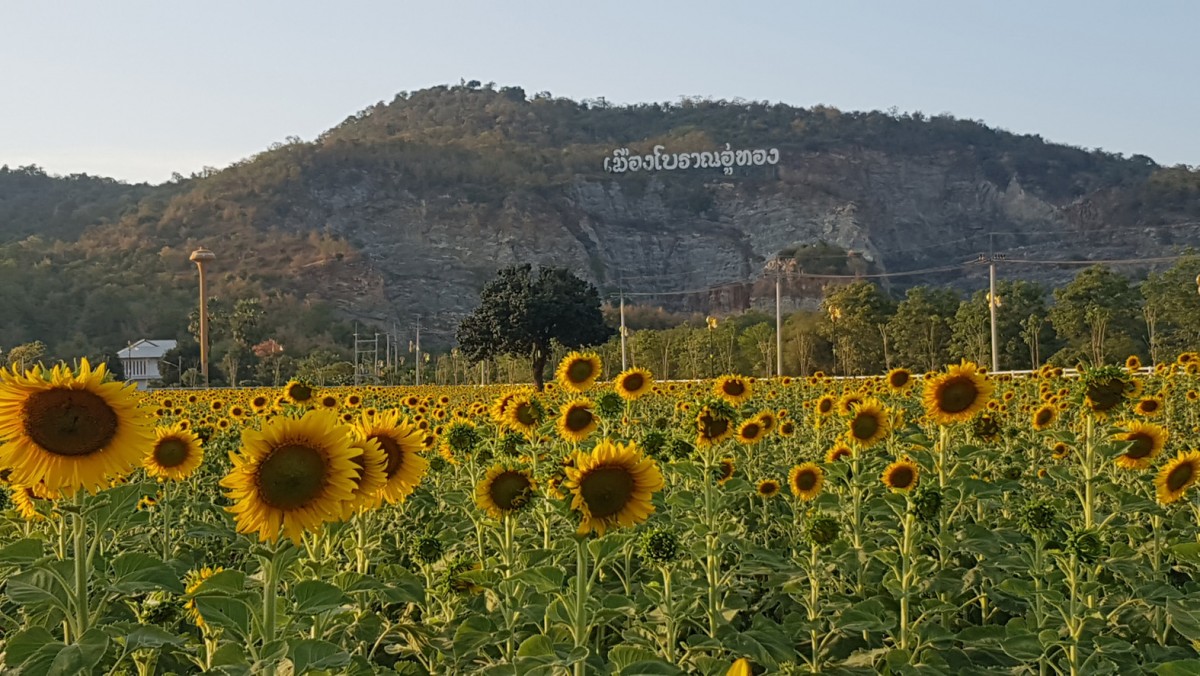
[161,480,172,562]
[662,565,676,663]
[261,547,281,676]
[71,491,89,641]
[808,542,821,673]
[572,536,591,676]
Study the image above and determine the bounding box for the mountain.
[2,82,1199,358]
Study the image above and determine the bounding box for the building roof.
[117,339,177,360]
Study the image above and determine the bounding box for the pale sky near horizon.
[2,0,1197,185]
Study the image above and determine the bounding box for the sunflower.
[144,422,204,482]
[1031,404,1058,431]
[846,399,891,448]
[1113,421,1168,470]
[250,395,270,413]
[1082,367,1139,416]
[886,368,914,392]
[826,442,853,463]
[695,406,734,447]
[354,410,429,504]
[504,393,545,436]
[9,484,45,521]
[184,566,224,630]
[1051,441,1070,460]
[814,395,836,418]
[1125,355,1142,372]
[1134,397,1164,418]
[319,394,339,410]
[714,375,752,406]
[283,380,315,406]
[0,358,153,494]
[788,463,823,500]
[778,420,796,437]
[837,393,865,416]
[756,479,781,498]
[557,399,598,443]
[340,437,388,517]
[923,361,993,425]
[717,457,736,485]
[882,459,920,492]
[220,410,358,543]
[344,394,362,408]
[614,367,654,400]
[1155,450,1200,504]
[736,418,766,445]
[755,411,777,433]
[564,439,664,536]
[556,352,602,392]
[475,465,536,520]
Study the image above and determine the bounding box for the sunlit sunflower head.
[557,399,598,443]
[354,410,429,504]
[1155,450,1200,504]
[250,395,270,413]
[219,410,358,543]
[556,352,602,393]
[846,398,891,448]
[695,404,735,448]
[340,437,388,518]
[504,393,545,436]
[756,479,781,498]
[564,439,664,536]
[475,465,537,520]
[735,418,766,445]
[344,394,362,408]
[1031,404,1058,431]
[837,393,865,417]
[826,442,853,463]
[0,358,154,494]
[1134,397,1164,418]
[282,380,315,406]
[144,422,204,482]
[9,484,46,521]
[755,411,776,433]
[1125,354,1142,372]
[815,395,836,417]
[788,463,823,500]
[1113,420,1168,471]
[886,368,914,392]
[922,361,993,425]
[319,394,339,410]
[1051,441,1071,460]
[184,566,224,630]
[882,459,920,492]
[614,367,654,401]
[717,457,736,485]
[778,420,796,437]
[714,375,752,406]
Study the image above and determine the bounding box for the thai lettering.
[603,144,780,175]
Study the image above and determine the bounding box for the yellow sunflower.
[504,393,545,436]
[814,395,836,418]
[556,352,602,392]
[564,439,664,536]
[614,367,654,400]
[9,484,46,521]
[1051,441,1071,460]
[0,358,153,494]
[220,410,358,543]
[882,459,920,492]
[717,457,736,485]
[755,412,777,433]
[714,375,752,406]
[184,566,224,630]
[696,406,734,447]
[1113,421,1168,471]
[282,380,315,406]
[736,418,766,445]
[846,399,891,448]
[557,399,598,443]
[1031,404,1058,431]
[788,463,823,500]
[778,420,796,437]
[837,393,865,417]
[756,479,781,498]
[340,437,388,518]
[886,368,914,392]
[1125,355,1142,372]
[475,465,536,520]
[1134,397,1164,418]
[144,422,204,482]
[923,361,993,425]
[354,410,429,504]
[1155,450,1200,504]
[826,442,853,463]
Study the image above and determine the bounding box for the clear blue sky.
[2,0,1197,184]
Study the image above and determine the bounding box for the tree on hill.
[456,264,613,390]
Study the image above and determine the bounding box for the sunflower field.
[2,353,1200,675]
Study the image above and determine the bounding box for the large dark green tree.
[457,264,614,390]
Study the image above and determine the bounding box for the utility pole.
[981,244,1007,374]
[775,271,783,378]
[414,316,422,386]
[619,291,627,371]
[189,247,216,387]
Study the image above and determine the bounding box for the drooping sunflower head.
[756,479,781,498]
[220,409,359,543]
[282,380,315,406]
[714,375,752,406]
[0,358,154,494]
[788,463,823,500]
[922,361,993,425]
[556,352,602,393]
[1032,404,1058,431]
[340,437,388,518]
[846,398,891,448]
[882,459,920,492]
[1155,450,1200,504]
[1114,420,1168,471]
[557,399,598,443]
[716,457,736,485]
[564,439,664,536]
[144,422,204,482]
[354,410,429,504]
[184,566,225,630]
[695,403,735,448]
[614,367,654,401]
[736,418,766,445]
[1081,366,1137,416]
[475,465,536,520]
[886,368,914,392]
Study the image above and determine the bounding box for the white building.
[117,339,177,390]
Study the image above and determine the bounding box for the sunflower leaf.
[292,580,348,615]
[289,638,350,675]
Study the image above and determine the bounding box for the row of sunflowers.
[0,352,1199,674]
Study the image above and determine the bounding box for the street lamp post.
[189,247,216,387]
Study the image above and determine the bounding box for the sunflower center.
[372,434,405,479]
[1035,409,1053,426]
[888,466,915,489]
[722,380,745,397]
[818,399,833,414]
[153,438,191,468]
[489,471,532,511]
[565,407,594,432]
[890,372,910,388]
[23,388,119,457]
[850,413,879,440]
[514,403,538,426]
[759,482,778,496]
[580,466,635,518]
[793,469,818,491]
[1086,379,1127,412]
[1142,400,1160,413]
[741,423,761,439]
[622,373,645,392]
[937,377,979,414]
[566,360,595,384]
[1124,433,1154,459]
[256,443,327,510]
[1167,461,1195,492]
[288,384,313,402]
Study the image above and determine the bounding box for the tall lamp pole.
[189,247,216,387]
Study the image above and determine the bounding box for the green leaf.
[621,661,684,675]
[292,580,348,614]
[6,627,60,666]
[511,566,565,593]
[194,595,252,638]
[124,625,183,652]
[289,638,350,675]
[453,615,495,655]
[110,552,185,594]
[1171,542,1200,566]
[516,635,555,658]
[1168,599,1200,641]
[0,538,45,566]
[7,565,70,611]
[609,645,661,672]
[1157,661,1200,676]
[195,569,246,593]
[1001,633,1043,661]
[47,629,108,676]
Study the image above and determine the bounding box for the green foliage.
[1050,266,1143,366]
